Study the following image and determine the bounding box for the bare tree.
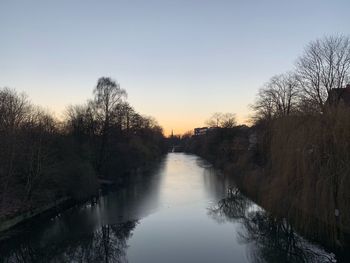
[24,107,56,200]
[0,88,30,132]
[296,35,350,110]
[269,73,300,116]
[0,88,30,202]
[93,77,127,171]
[93,77,127,132]
[250,88,275,122]
[65,104,98,140]
[206,112,222,127]
[221,113,237,128]
[113,101,134,132]
[206,112,237,128]
[251,72,300,121]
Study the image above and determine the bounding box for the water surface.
[0,153,336,262]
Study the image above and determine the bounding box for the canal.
[0,153,337,262]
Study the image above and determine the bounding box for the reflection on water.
[1,221,136,263]
[0,153,339,262]
[208,190,336,263]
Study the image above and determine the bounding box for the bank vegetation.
[183,35,350,249]
[0,77,166,223]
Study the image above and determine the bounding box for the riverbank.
[0,197,73,235]
[0,153,342,263]
[0,156,165,236]
[182,121,350,253]
[226,166,350,261]
[0,83,167,237]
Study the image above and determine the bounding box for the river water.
[0,153,338,262]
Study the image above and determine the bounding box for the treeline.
[250,35,350,247]
[183,35,350,248]
[0,77,166,220]
[181,113,251,169]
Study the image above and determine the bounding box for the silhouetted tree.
[209,191,336,263]
[296,35,350,111]
[93,77,127,172]
[0,88,30,201]
[0,77,165,220]
[251,72,300,121]
[206,112,237,128]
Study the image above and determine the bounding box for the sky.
[1,0,350,135]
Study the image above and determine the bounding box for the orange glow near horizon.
[27,94,252,138]
[160,113,250,137]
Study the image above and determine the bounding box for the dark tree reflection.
[0,221,137,263]
[208,188,336,263]
[208,188,251,223]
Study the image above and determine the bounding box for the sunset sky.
[1,0,350,135]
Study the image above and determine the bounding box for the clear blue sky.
[1,0,349,134]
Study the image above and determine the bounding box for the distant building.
[326,84,350,107]
[194,127,208,136]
